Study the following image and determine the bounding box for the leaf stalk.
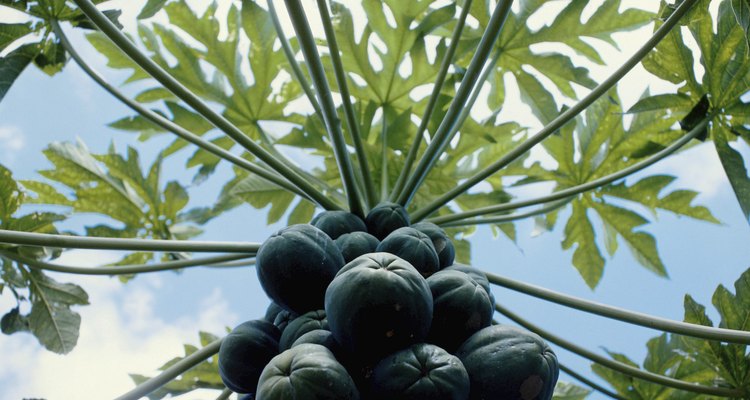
[0,229,260,253]
[396,0,514,207]
[495,303,746,397]
[411,0,701,221]
[426,117,709,224]
[485,268,750,344]
[389,0,474,201]
[283,0,365,217]
[114,338,223,400]
[0,251,254,275]
[50,20,312,201]
[316,0,377,209]
[71,0,341,211]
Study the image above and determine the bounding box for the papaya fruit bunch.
[218,202,559,399]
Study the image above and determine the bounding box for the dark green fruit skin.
[456,325,559,400]
[365,202,410,240]
[289,330,364,387]
[426,270,493,352]
[256,343,360,400]
[291,329,342,356]
[411,222,455,269]
[369,343,469,400]
[311,210,368,240]
[335,231,380,263]
[279,309,328,351]
[443,263,495,307]
[325,252,433,362]
[377,227,440,276]
[263,302,286,324]
[218,320,281,394]
[271,308,297,334]
[256,224,344,314]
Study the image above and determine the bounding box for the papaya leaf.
[138,0,168,19]
[0,307,29,335]
[0,44,36,103]
[466,0,653,119]
[0,163,23,220]
[678,268,750,391]
[713,125,750,224]
[24,269,88,355]
[530,92,715,286]
[226,173,296,225]
[0,2,123,102]
[85,31,150,83]
[328,0,452,108]
[552,381,591,400]
[628,93,694,114]
[638,1,750,225]
[602,175,719,223]
[26,140,197,245]
[129,331,224,400]
[0,23,33,52]
[591,202,666,278]
[561,198,605,288]
[96,0,306,184]
[592,333,712,400]
[732,0,750,47]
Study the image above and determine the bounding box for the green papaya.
[256,224,344,314]
[456,325,559,400]
[256,344,360,399]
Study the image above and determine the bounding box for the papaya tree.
[0,0,750,398]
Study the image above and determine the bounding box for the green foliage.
[634,0,750,224]
[327,0,452,108]
[533,91,718,287]
[552,381,592,400]
[0,1,749,398]
[0,0,121,101]
[23,140,196,241]
[0,162,88,354]
[130,331,224,399]
[593,267,750,399]
[464,0,652,117]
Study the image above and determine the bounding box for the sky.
[1,1,750,399]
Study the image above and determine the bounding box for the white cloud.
[0,250,236,400]
[0,125,26,165]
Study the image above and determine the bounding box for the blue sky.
[1,1,750,399]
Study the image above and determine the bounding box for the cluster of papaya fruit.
[218,202,559,399]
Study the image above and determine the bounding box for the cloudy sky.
[0,1,749,399]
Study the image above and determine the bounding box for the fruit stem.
[316,0,378,210]
[495,303,746,397]
[0,251,254,276]
[0,229,260,253]
[113,338,223,400]
[410,0,701,221]
[395,0,514,208]
[425,117,709,224]
[389,0,474,202]
[284,0,365,217]
[71,0,342,211]
[486,268,750,344]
